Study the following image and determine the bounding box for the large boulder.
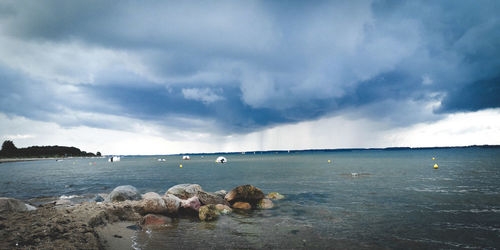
[135,192,167,215]
[197,191,225,205]
[163,194,181,214]
[180,196,201,211]
[166,184,203,199]
[0,197,36,212]
[198,205,220,221]
[106,185,141,202]
[225,185,265,205]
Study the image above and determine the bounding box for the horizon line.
[113,144,500,157]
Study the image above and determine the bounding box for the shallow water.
[1,148,500,249]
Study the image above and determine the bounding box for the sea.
[1,147,499,249]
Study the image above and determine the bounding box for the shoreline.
[0,158,62,164]
[0,157,103,164]
[0,184,274,249]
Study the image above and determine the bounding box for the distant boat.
[216,156,227,163]
[108,156,120,162]
[182,155,190,160]
[157,158,166,162]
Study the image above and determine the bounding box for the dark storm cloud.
[439,76,500,113]
[84,84,293,132]
[0,0,498,132]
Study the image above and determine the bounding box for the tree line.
[0,140,101,158]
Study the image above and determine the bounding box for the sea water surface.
[1,148,500,249]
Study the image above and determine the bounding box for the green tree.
[96,152,102,157]
[0,140,18,157]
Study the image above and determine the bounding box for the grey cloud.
[0,0,498,133]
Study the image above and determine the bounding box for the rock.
[232,201,251,210]
[88,211,108,227]
[142,192,161,200]
[215,204,232,214]
[166,184,203,199]
[94,193,107,202]
[180,196,201,211]
[163,194,181,214]
[135,192,167,215]
[197,191,225,205]
[257,199,274,209]
[0,197,36,212]
[267,192,285,200]
[225,185,265,204]
[105,203,142,222]
[106,185,141,202]
[198,205,220,221]
[214,190,227,198]
[88,202,142,226]
[140,214,172,227]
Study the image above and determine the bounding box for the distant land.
[0,140,101,159]
[2,140,497,159]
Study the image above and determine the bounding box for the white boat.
[182,155,190,160]
[216,156,227,163]
[108,156,121,162]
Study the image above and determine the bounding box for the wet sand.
[96,222,136,250]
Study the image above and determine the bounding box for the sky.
[0,0,499,155]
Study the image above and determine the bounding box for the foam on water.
[59,195,82,199]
